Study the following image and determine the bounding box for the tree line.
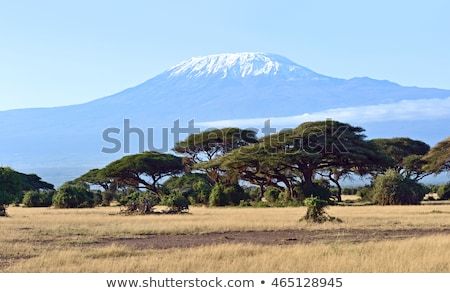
[1,120,449,216]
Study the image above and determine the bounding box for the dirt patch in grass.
[100,228,450,249]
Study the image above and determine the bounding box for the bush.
[224,184,249,205]
[371,169,427,205]
[22,190,54,207]
[163,173,212,204]
[437,183,450,200]
[101,190,115,206]
[356,186,373,200]
[209,183,230,206]
[120,191,160,214]
[301,196,341,223]
[263,187,281,202]
[53,184,95,208]
[161,192,189,213]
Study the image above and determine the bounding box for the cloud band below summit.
[198,97,450,129]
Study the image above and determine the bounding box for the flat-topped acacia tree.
[74,168,117,192]
[262,120,383,199]
[102,151,184,194]
[423,137,450,174]
[174,128,258,182]
[370,137,431,181]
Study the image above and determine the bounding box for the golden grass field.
[1,204,450,272]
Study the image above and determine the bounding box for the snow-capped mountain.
[167,52,329,80]
[1,52,449,185]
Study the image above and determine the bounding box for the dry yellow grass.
[1,205,450,272]
[4,236,450,273]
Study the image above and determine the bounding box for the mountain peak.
[167,52,327,80]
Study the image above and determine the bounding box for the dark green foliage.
[163,173,212,204]
[53,184,95,208]
[16,172,54,192]
[423,137,450,174]
[92,190,103,206]
[121,191,160,214]
[223,184,249,205]
[22,190,54,207]
[100,191,115,206]
[264,186,281,202]
[295,182,332,201]
[102,151,184,194]
[437,183,450,200]
[0,167,22,215]
[209,183,230,206]
[301,196,341,223]
[371,137,431,180]
[356,186,373,200]
[371,169,427,205]
[161,192,189,213]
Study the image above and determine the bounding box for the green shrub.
[53,184,95,208]
[437,183,450,200]
[161,192,189,213]
[224,184,249,205]
[301,196,341,223]
[121,191,160,214]
[263,187,281,202]
[22,190,54,207]
[356,186,372,200]
[163,173,212,204]
[371,169,426,205]
[209,183,230,206]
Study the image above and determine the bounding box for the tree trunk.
[302,169,314,194]
[328,174,342,202]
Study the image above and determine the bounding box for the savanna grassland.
[1,204,450,272]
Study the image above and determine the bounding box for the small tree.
[120,191,160,214]
[53,184,95,208]
[371,169,426,205]
[161,192,190,213]
[209,183,230,206]
[22,190,54,207]
[301,196,340,223]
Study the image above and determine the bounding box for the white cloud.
[197,97,450,129]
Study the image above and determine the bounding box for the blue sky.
[1,0,449,111]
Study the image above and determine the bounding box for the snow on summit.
[167,52,327,80]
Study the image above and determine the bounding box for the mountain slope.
[1,52,449,185]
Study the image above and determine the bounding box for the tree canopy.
[264,121,383,197]
[102,151,184,194]
[174,127,257,182]
[423,137,450,174]
[370,137,431,180]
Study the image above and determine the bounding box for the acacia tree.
[174,128,257,182]
[370,137,431,181]
[263,120,383,199]
[0,167,22,216]
[75,168,116,192]
[200,144,297,200]
[102,151,184,194]
[16,172,54,191]
[423,137,450,174]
